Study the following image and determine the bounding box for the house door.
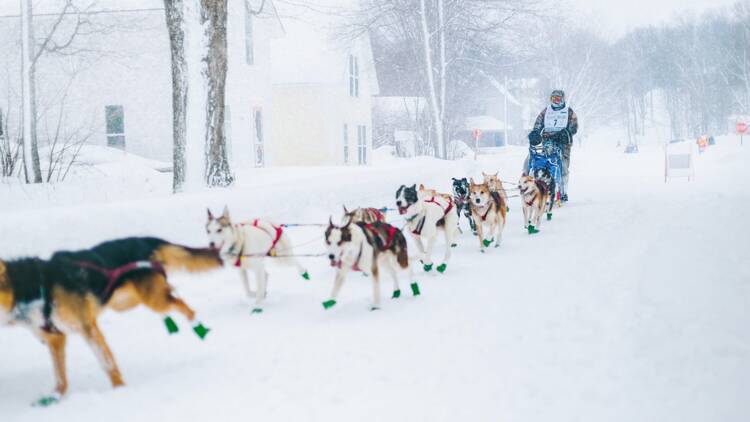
[253,108,264,167]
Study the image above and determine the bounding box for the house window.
[343,124,349,164]
[348,54,359,97]
[244,1,254,65]
[357,125,367,165]
[253,108,264,167]
[105,105,125,149]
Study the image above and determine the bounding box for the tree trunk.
[202,0,232,187]
[164,0,188,192]
[419,0,444,159]
[20,0,42,183]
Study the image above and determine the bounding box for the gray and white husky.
[206,207,309,313]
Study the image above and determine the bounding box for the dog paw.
[369,305,381,312]
[192,323,210,340]
[546,213,552,221]
[482,239,492,247]
[423,263,433,272]
[410,282,421,296]
[436,263,447,273]
[32,393,62,408]
[251,308,264,314]
[527,225,539,234]
[301,271,310,280]
[322,300,337,310]
[392,289,401,299]
[163,316,179,334]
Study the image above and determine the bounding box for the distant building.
[0,0,378,170]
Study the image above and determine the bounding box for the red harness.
[363,223,398,251]
[234,220,284,267]
[75,260,166,302]
[412,197,453,235]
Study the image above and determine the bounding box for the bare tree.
[164,0,232,192]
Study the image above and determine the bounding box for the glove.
[528,130,542,146]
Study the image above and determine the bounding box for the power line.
[0,7,164,20]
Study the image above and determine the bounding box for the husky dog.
[395,184,459,273]
[532,167,557,217]
[206,207,309,313]
[469,179,507,251]
[451,177,476,234]
[342,205,386,224]
[482,171,509,210]
[518,175,550,234]
[0,237,222,406]
[324,219,420,310]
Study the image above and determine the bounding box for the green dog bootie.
[410,282,421,296]
[301,271,310,280]
[527,225,539,234]
[482,238,494,247]
[32,394,61,407]
[547,213,552,221]
[423,263,433,272]
[322,299,336,310]
[436,263,447,273]
[192,322,210,340]
[251,308,264,314]
[164,316,179,334]
[392,289,401,299]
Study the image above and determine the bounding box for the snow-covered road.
[1,140,748,421]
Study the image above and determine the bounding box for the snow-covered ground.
[1,137,749,421]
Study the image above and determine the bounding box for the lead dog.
[469,179,507,251]
[452,177,477,234]
[324,218,420,310]
[518,175,550,234]
[206,207,309,313]
[0,237,222,406]
[395,184,459,273]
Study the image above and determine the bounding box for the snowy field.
[1,138,749,421]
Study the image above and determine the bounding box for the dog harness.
[233,220,284,266]
[362,223,398,251]
[75,260,166,303]
[411,197,454,235]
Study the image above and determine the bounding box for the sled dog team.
[0,170,561,406]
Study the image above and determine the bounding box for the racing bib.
[543,105,569,133]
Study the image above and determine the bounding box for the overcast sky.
[0,0,741,40]
[569,0,740,38]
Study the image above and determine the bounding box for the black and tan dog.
[0,237,222,406]
[324,219,420,311]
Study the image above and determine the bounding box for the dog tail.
[152,243,223,273]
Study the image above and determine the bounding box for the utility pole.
[19,0,41,183]
[503,75,509,146]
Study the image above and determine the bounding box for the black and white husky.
[206,207,309,313]
[395,184,459,273]
[324,219,420,311]
[452,177,476,234]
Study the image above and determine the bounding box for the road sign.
[737,122,747,134]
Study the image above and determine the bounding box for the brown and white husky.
[469,178,507,251]
[518,175,550,234]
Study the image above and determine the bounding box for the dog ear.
[418,183,425,190]
[222,205,230,220]
[493,171,498,177]
[482,172,487,177]
[328,216,335,227]
[207,208,214,220]
[470,177,475,185]
[342,205,349,214]
[410,184,416,191]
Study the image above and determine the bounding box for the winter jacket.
[532,106,578,145]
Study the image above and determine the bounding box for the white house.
[269,3,379,166]
[0,0,282,170]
